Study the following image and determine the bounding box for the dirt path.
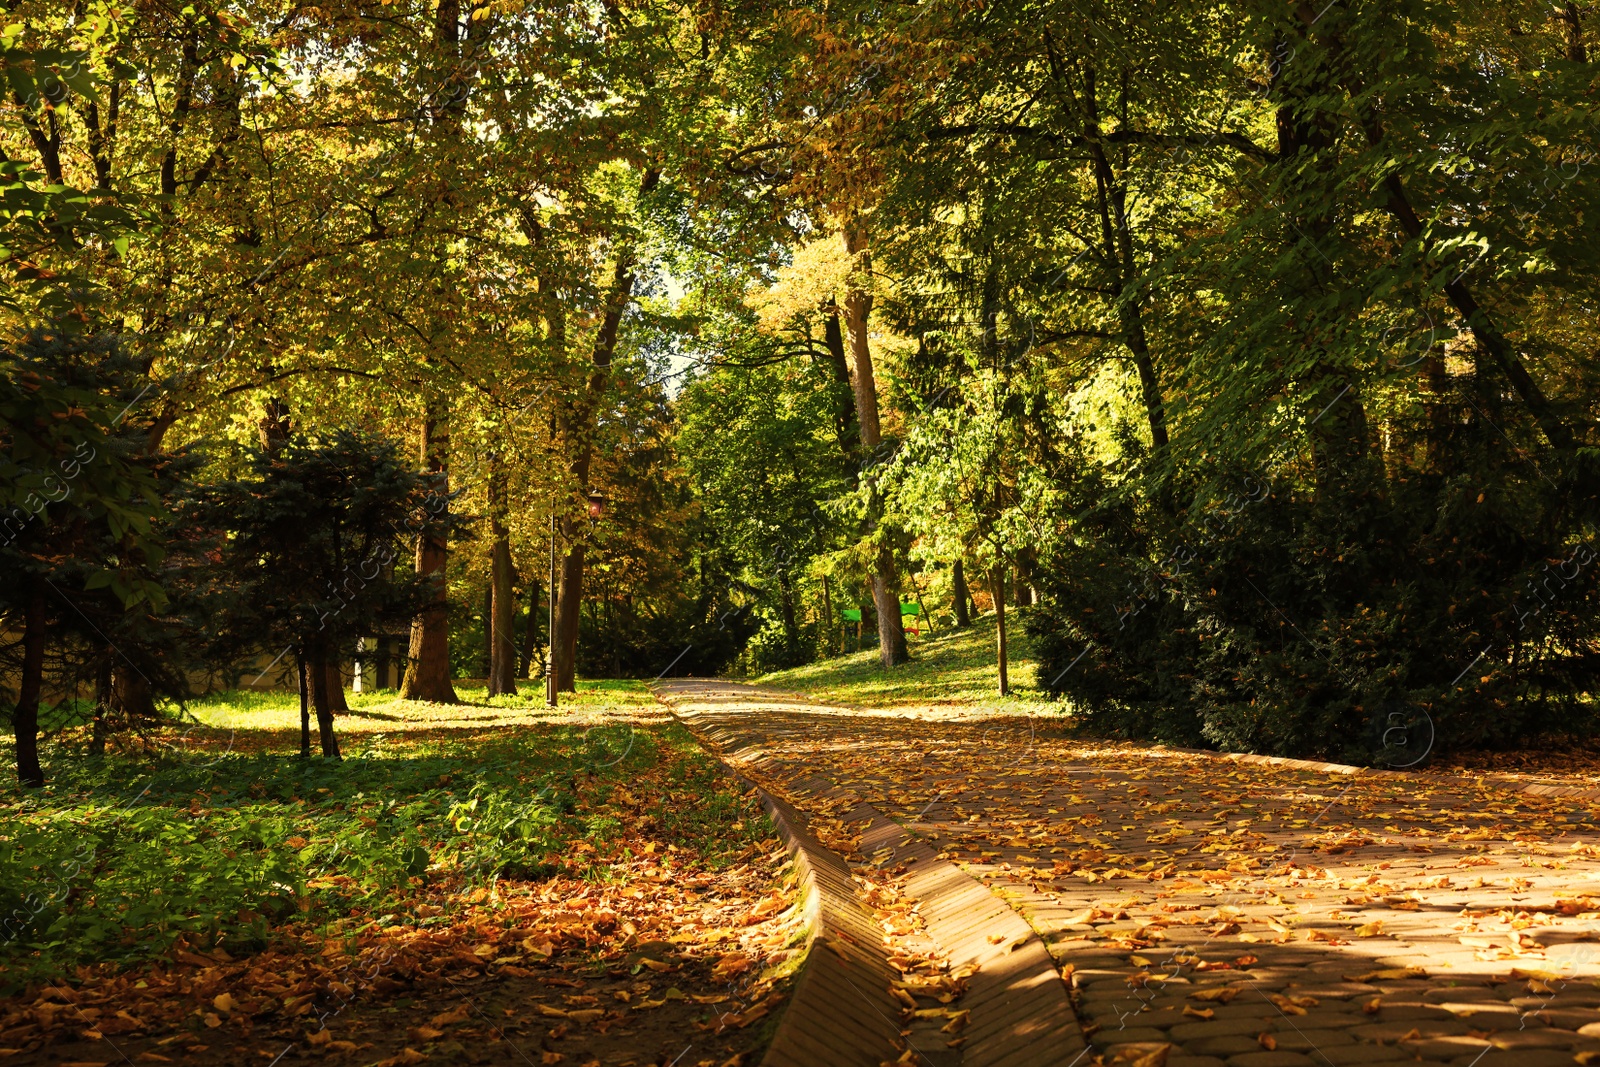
[658,680,1600,1067]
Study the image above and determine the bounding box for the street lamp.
[547,504,557,708]
[547,491,609,710]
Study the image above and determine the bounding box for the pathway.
[658,680,1600,1067]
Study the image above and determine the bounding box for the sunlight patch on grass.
[755,611,1060,717]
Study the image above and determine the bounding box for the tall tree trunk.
[309,646,341,759]
[488,454,518,696]
[952,560,972,627]
[822,303,860,462]
[553,537,585,692]
[842,220,909,668]
[778,569,799,655]
[821,574,835,654]
[549,169,659,692]
[297,650,311,758]
[520,578,540,679]
[992,565,1009,696]
[13,578,47,786]
[374,635,391,690]
[402,404,458,703]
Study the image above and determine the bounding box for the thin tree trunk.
[993,565,1010,696]
[309,646,341,759]
[488,454,518,696]
[374,635,391,690]
[553,537,585,692]
[549,170,659,692]
[952,559,971,627]
[821,574,834,654]
[520,578,540,679]
[297,651,311,758]
[13,578,47,786]
[778,569,799,655]
[402,405,458,703]
[842,220,909,668]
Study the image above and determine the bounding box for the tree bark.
[952,559,971,627]
[822,303,860,462]
[1560,2,1587,62]
[778,569,799,655]
[842,221,909,668]
[13,578,47,786]
[113,669,153,725]
[309,646,341,759]
[402,404,458,703]
[325,661,348,712]
[552,537,585,691]
[992,565,1010,696]
[488,454,518,696]
[374,635,391,690]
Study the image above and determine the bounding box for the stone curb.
[655,681,1087,1067]
[653,685,903,1067]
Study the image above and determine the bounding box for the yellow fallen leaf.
[212,993,235,1014]
[1188,986,1242,1003]
[940,1010,970,1034]
[1182,1006,1214,1019]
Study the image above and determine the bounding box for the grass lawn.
[0,681,802,1066]
[755,609,1062,718]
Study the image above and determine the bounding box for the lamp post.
[546,492,608,710]
[547,506,557,708]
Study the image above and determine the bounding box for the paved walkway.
[659,681,1600,1067]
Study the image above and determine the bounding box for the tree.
[0,333,169,785]
[193,431,446,758]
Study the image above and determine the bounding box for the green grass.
[755,609,1059,715]
[0,681,767,992]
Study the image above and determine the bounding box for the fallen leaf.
[429,1007,469,1028]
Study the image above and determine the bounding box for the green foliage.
[187,430,451,667]
[0,697,762,991]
